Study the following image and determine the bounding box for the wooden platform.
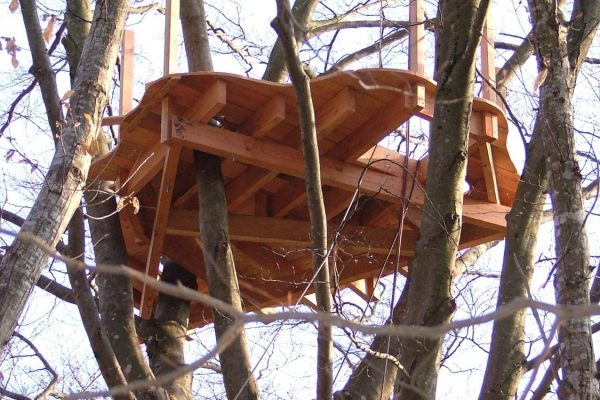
[88,68,517,327]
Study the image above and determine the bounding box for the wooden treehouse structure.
[88,1,518,327]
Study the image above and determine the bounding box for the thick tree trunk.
[339,2,490,399]
[86,135,167,400]
[181,2,260,399]
[527,1,600,398]
[479,122,547,400]
[142,261,197,400]
[0,0,129,356]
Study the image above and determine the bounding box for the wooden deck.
[88,68,517,327]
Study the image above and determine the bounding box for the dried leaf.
[4,37,19,68]
[42,15,56,44]
[11,52,18,68]
[86,136,99,156]
[533,68,548,94]
[61,90,74,102]
[131,197,140,214]
[116,197,127,210]
[83,113,92,127]
[8,0,19,13]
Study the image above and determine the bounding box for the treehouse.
[88,2,518,327]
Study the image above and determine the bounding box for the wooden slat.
[315,87,356,138]
[409,0,425,75]
[183,80,227,123]
[167,210,417,256]
[238,95,286,138]
[172,119,426,203]
[120,30,135,115]
[139,144,182,318]
[101,116,125,126]
[348,277,380,302]
[164,0,179,75]
[122,142,169,195]
[480,14,496,102]
[478,141,500,204]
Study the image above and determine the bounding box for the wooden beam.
[171,119,425,205]
[315,87,356,138]
[120,30,135,116]
[122,142,169,195]
[409,0,425,75]
[480,13,496,102]
[348,277,380,302]
[238,95,286,138]
[139,144,182,319]
[164,0,179,75]
[167,210,417,256]
[478,141,500,204]
[183,80,227,123]
[227,169,278,211]
[101,116,125,126]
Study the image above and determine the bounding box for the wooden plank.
[270,180,306,217]
[478,141,500,204]
[171,119,426,206]
[227,169,278,210]
[480,14,496,102]
[164,0,179,75]
[139,144,182,319]
[183,80,227,123]
[348,277,380,302]
[315,87,356,139]
[409,0,425,75]
[123,142,169,195]
[167,210,418,256]
[120,30,135,115]
[238,95,286,138]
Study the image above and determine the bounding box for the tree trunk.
[0,0,129,356]
[339,1,490,398]
[527,1,600,398]
[272,1,333,398]
[181,1,260,399]
[142,261,197,400]
[478,121,547,400]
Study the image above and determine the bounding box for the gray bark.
[338,1,490,398]
[272,1,334,398]
[479,121,547,400]
[142,261,197,400]
[0,0,129,356]
[528,1,600,398]
[181,1,260,399]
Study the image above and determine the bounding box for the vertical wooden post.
[480,13,496,102]
[164,0,180,76]
[120,30,135,115]
[409,0,425,75]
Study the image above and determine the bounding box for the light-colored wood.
[171,119,426,205]
[101,116,125,126]
[183,80,227,123]
[227,169,278,210]
[139,144,182,319]
[480,14,496,102]
[348,277,379,302]
[120,30,135,116]
[478,141,500,204]
[409,0,425,75]
[164,0,179,76]
[405,83,426,111]
[238,95,286,138]
[122,142,169,195]
[315,87,356,138]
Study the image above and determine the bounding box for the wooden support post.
[409,0,425,75]
[120,30,135,115]
[164,0,180,76]
[480,13,496,102]
[139,144,182,318]
[478,142,500,204]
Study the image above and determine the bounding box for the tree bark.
[478,121,547,400]
[339,2,490,399]
[272,2,333,398]
[181,1,260,399]
[0,0,129,356]
[142,261,197,400]
[527,1,600,398]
